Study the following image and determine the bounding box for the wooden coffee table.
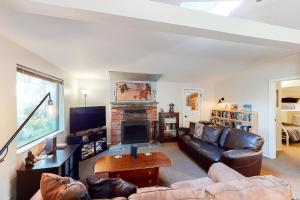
[94,152,171,187]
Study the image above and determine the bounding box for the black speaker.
[45,137,57,155]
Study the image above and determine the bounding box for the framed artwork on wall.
[183,89,202,127]
[115,82,152,101]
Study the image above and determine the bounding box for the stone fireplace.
[111,103,158,144]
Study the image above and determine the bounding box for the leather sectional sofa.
[178,123,264,177]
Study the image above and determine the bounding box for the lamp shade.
[81,89,91,95]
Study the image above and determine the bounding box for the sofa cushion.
[128,187,214,200]
[178,134,193,145]
[196,142,224,162]
[223,129,264,151]
[40,173,90,200]
[218,128,230,147]
[193,123,204,139]
[186,138,203,150]
[201,125,222,146]
[205,176,293,200]
[188,122,196,136]
[170,177,214,190]
[185,139,223,162]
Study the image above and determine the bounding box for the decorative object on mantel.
[160,108,164,113]
[25,150,38,167]
[0,92,54,163]
[169,103,175,113]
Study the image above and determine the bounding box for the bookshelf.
[159,112,179,142]
[211,109,258,133]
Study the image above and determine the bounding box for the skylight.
[180,1,243,16]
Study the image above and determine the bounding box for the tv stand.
[68,127,107,160]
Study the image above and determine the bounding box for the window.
[16,66,63,149]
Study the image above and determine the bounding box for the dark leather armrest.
[221,149,262,160]
[178,127,189,135]
[220,149,263,177]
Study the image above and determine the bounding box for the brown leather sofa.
[177,123,264,177]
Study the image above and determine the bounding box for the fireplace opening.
[121,120,150,144]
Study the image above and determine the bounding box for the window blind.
[17,64,64,85]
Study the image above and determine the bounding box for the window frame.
[16,65,65,154]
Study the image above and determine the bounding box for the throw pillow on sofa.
[86,176,137,199]
[40,173,90,200]
[188,122,196,136]
[193,123,204,139]
[201,125,222,146]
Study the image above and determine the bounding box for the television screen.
[70,106,106,133]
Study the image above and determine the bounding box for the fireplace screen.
[121,120,149,144]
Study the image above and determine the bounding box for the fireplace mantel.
[111,101,159,106]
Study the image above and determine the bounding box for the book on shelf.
[211,108,257,133]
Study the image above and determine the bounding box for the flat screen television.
[70,106,106,133]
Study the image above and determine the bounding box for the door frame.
[269,76,300,159]
[182,88,203,127]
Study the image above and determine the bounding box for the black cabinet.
[68,127,107,160]
[16,144,80,200]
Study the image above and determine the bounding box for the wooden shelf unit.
[211,109,258,133]
[159,112,179,142]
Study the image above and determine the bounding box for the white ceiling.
[153,0,300,30]
[0,0,299,83]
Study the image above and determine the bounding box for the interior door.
[276,82,283,151]
[183,89,202,127]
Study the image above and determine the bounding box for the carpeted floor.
[80,142,300,198]
[261,143,300,198]
[79,142,207,185]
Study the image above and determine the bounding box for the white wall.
[77,79,215,144]
[156,82,215,126]
[0,35,78,200]
[77,79,111,142]
[214,53,300,158]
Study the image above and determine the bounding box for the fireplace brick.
[111,104,158,144]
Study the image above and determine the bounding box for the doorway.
[270,78,300,158]
[182,89,202,127]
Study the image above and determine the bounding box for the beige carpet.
[261,143,300,198]
[80,142,300,198]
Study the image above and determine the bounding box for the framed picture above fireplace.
[115,81,152,101]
